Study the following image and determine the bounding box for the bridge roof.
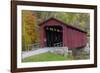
[39,18,87,33]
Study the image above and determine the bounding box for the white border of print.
[17,5,94,68]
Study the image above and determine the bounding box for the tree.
[22,10,39,51]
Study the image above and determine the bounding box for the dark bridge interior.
[45,26,63,47]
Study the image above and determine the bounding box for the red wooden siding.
[65,27,87,48]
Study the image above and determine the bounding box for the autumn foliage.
[22,11,39,50]
[22,10,90,51]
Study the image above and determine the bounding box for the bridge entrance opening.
[45,26,63,47]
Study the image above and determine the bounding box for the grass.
[22,52,73,62]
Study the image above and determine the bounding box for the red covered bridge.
[39,18,87,49]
